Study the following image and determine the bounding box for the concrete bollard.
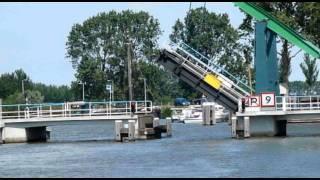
[153,118,160,128]
[128,120,135,141]
[115,120,123,141]
[166,117,172,137]
[244,116,250,138]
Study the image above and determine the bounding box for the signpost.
[261,92,275,107]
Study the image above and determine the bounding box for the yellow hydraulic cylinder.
[203,73,222,90]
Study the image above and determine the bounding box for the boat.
[171,103,229,124]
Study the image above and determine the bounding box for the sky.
[0,2,310,86]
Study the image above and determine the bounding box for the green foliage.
[160,106,172,118]
[132,61,183,105]
[4,90,44,104]
[0,69,73,104]
[279,40,291,85]
[295,2,320,46]
[300,54,319,94]
[0,69,31,99]
[289,81,320,95]
[66,10,162,101]
[32,83,74,102]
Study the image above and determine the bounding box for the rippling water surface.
[1,121,320,177]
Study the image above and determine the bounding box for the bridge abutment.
[233,116,287,138]
[2,126,48,144]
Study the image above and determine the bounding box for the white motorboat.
[171,104,229,124]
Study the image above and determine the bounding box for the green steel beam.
[234,2,320,59]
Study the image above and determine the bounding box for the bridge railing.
[0,100,152,120]
[275,96,320,111]
[172,41,254,96]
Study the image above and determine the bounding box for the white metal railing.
[173,42,253,95]
[0,100,153,120]
[168,42,252,102]
[275,96,320,112]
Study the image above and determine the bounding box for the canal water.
[1,122,320,177]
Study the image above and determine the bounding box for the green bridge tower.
[234,2,320,96]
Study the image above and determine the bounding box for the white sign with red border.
[248,95,260,107]
[261,92,275,107]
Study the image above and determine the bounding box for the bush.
[161,106,172,118]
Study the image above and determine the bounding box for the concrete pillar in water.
[231,115,237,138]
[210,104,216,125]
[0,127,2,144]
[202,105,210,125]
[228,112,232,125]
[115,120,123,141]
[244,116,250,138]
[166,117,172,137]
[235,117,245,138]
[128,120,135,141]
[275,120,287,136]
[0,98,2,122]
[0,99,2,144]
[153,117,160,128]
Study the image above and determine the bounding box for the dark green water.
[1,122,320,177]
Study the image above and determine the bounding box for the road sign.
[248,95,260,107]
[261,92,275,107]
[106,84,112,91]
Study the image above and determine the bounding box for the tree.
[66,10,162,100]
[279,40,291,85]
[300,54,319,94]
[0,69,73,104]
[0,69,31,99]
[4,90,44,104]
[295,2,320,46]
[132,61,184,105]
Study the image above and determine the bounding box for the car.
[174,98,190,106]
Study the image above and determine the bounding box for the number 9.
[265,96,271,103]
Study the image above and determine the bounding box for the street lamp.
[125,41,132,101]
[22,79,27,104]
[143,78,146,105]
[78,81,86,101]
[106,83,112,103]
[106,81,113,116]
[139,77,147,108]
[107,80,114,102]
